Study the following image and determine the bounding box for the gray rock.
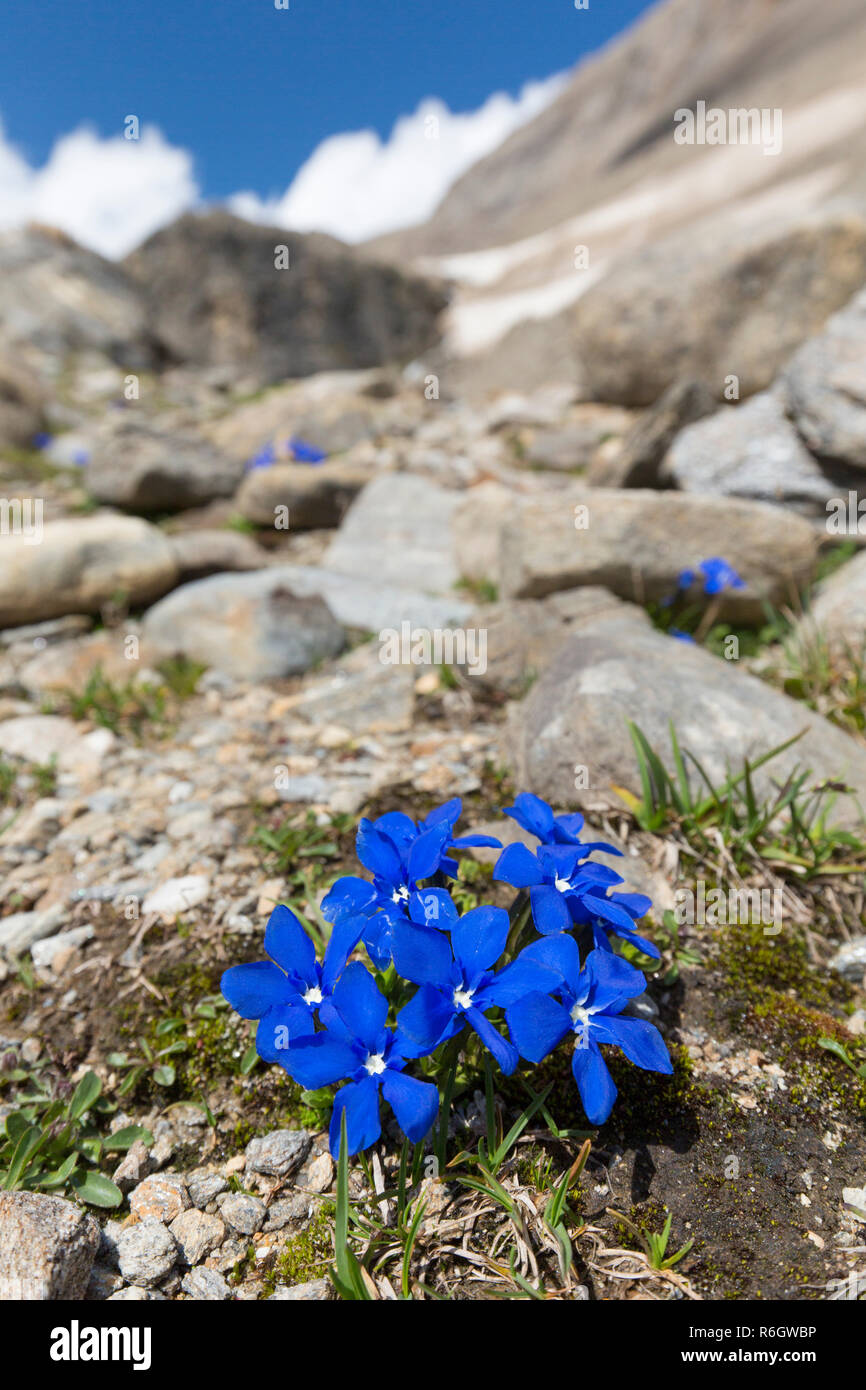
[86,422,245,512]
[115,1220,178,1287]
[661,390,838,513]
[167,529,267,583]
[168,1209,226,1265]
[0,904,66,961]
[793,551,866,655]
[112,1141,155,1194]
[181,1266,232,1300]
[326,474,463,594]
[141,570,345,680]
[236,462,369,530]
[263,1195,314,1232]
[30,925,94,974]
[219,1193,266,1236]
[571,214,866,406]
[107,1286,168,1301]
[827,937,866,983]
[0,515,179,628]
[608,379,717,488]
[452,481,513,587]
[785,289,866,469]
[0,1191,100,1300]
[270,1277,332,1300]
[276,564,472,633]
[186,1170,229,1209]
[507,607,866,829]
[124,210,445,385]
[0,352,44,448]
[525,406,633,472]
[245,1129,312,1178]
[842,1187,866,1223]
[500,488,818,620]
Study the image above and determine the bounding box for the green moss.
[264,1203,334,1293]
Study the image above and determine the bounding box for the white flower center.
[554,876,572,893]
[364,1052,387,1076]
[570,1004,592,1028]
[302,985,323,1006]
[391,885,409,904]
[453,985,475,1010]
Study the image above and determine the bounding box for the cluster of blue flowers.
[246,436,328,470]
[221,793,672,1156]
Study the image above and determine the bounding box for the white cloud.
[0,121,198,259]
[229,75,567,242]
[0,74,566,258]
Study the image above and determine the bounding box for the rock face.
[794,550,866,653]
[326,474,463,594]
[571,216,866,407]
[0,225,149,366]
[784,288,866,469]
[0,353,45,447]
[660,391,839,513]
[499,488,818,618]
[124,212,446,384]
[607,380,717,489]
[507,608,866,828]
[0,516,178,627]
[0,1191,100,1299]
[86,422,244,512]
[141,570,345,679]
[236,461,369,529]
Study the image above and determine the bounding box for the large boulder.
[571,215,866,407]
[0,515,178,627]
[325,474,463,594]
[660,390,842,514]
[141,569,345,679]
[86,421,245,512]
[271,565,472,633]
[499,488,818,619]
[124,212,446,384]
[507,607,866,829]
[235,461,369,529]
[0,225,149,367]
[0,1192,100,1300]
[793,550,866,655]
[784,288,866,470]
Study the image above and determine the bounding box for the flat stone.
[236,461,369,529]
[142,875,210,920]
[129,1173,190,1224]
[270,1277,331,1300]
[0,1191,100,1300]
[219,1193,266,1235]
[325,474,463,594]
[262,1195,314,1232]
[186,1170,229,1209]
[827,937,866,983]
[0,904,66,961]
[182,1266,232,1300]
[245,1129,312,1179]
[276,565,472,633]
[169,1209,226,1265]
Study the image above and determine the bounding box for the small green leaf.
[67,1072,102,1121]
[69,1170,123,1208]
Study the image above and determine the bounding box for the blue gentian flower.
[220,904,361,1063]
[677,558,745,597]
[246,441,276,471]
[281,962,439,1155]
[670,628,695,643]
[32,432,52,450]
[503,792,620,854]
[493,842,655,954]
[288,436,327,464]
[391,905,560,1075]
[506,937,672,1124]
[373,799,501,878]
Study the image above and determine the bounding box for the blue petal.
[592,1016,673,1073]
[321,914,367,992]
[451,905,509,977]
[492,842,545,888]
[530,884,572,935]
[363,916,394,972]
[582,948,647,1012]
[421,797,463,829]
[395,986,455,1056]
[611,892,652,921]
[504,792,555,841]
[406,820,450,884]
[256,1002,315,1063]
[373,812,417,850]
[329,1076,382,1157]
[264,905,317,987]
[281,1032,360,1089]
[551,810,585,843]
[449,833,502,848]
[409,887,458,930]
[466,1006,518,1075]
[505,992,571,1063]
[381,1070,440,1144]
[391,920,453,988]
[479,956,566,1007]
[571,1042,617,1124]
[320,876,377,924]
[518,932,582,990]
[582,892,642,933]
[356,821,403,883]
[330,961,388,1050]
[221,962,289,1019]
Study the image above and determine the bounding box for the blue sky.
[0,0,654,255]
